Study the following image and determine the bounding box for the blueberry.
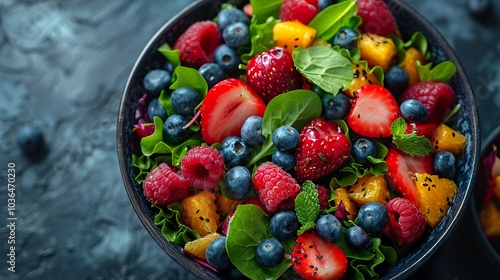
[332,27,359,52]
[272,149,296,171]
[321,92,351,120]
[311,84,327,97]
[316,214,343,243]
[241,116,265,146]
[351,138,378,165]
[206,237,234,271]
[434,151,456,179]
[272,126,300,151]
[384,66,408,98]
[400,99,429,122]
[220,136,252,167]
[255,238,284,267]
[225,166,252,199]
[199,63,225,89]
[223,22,250,49]
[143,69,171,97]
[16,126,46,158]
[467,0,493,20]
[170,87,201,117]
[345,225,372,251]
[214,44,241,74]
[270,210,300,241]
[318,0,335,10]
[164,61,174,73]
[163,114,191,145]
[357,202,388,233]
[216,8,249,32]
[148,98,168,121]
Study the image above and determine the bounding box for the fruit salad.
[130,0,469,279]
[479,144,500,237]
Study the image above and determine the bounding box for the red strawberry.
[280,0,319,25]
[253,162,301,213]
[142,163,192,206]
[404,122,437,139]
[384,147,433,207]
[295,118,351,182]
[400,81,455,123]
[200,78,266,145]
[291,231,348,280]
[246,47,303,103]
[357,0,398,36]
[347,85,401,138]
[173,21,222,68]
[382,197,427,245]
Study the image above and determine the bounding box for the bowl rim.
[116,0,481,279]
[470,125,500,270]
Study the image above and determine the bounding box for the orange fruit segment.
[402,47,427,87]
[344,62,381,98]
[184,232,223,259]
[348,175,391,206]
[334,187,358,220]
[358,33,397,71]
[431,123,467,155]
[273,21,317,55]
[181,190,220,236]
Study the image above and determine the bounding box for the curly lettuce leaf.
[152,204,200,246]
[240,16,280,64]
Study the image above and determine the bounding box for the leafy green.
[308,0,358,42]
[250,0,283,23]
[131,154,171,183]
[391,117,432,156]
[293,46,352,94]
[403,31,430,60]
[226,204,293,280]
[247,90,322,166]
[169,66,208,100]
[417,60,457,83]
[240,16,280,64]
[158,43,181,69]
[152,204,200,245]
[294,181,320,234]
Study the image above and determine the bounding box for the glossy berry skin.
[255,238,284,267]
[382,197,426,245]
[357,0,398,36]
[143,163,191,206]
[272,126,300,151]
[143,69,171,97]
[222,22,250,49]
[345,225,372,251]
[270,209,300,240]
[199,63,225,89]
[163,114,191,145]
[272,149,296,171]
[321,92,351,120]
[148,98,168,121]
[181,146,225,191]
[220,136,252,168]
[173,21,222,68]
[280,0,319,25]
[206,237,233,271]
[400,99,429,122]
[357,202,388,233]
[240,116,265,146]
[216,8,249,31]
[214,44,240,74]
[351,138,378,165]
[332,27,359,52]
[316,214,343,243]
[433,151,456,179]
[171,87,201,117]
[384,66,408,98]
[17,126,46,157]
[164,61,174,73]
[225,166,252,198]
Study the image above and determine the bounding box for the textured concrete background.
[0,0,498,279]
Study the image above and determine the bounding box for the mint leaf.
[250,0,282,23]
[393,134,432,157]
[308,0,357,41]
[292,46,352,94]
[226,204,292,280]
[391,117,407,137]
[295,181,320,234]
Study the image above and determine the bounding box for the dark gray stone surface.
[0,0,498,279]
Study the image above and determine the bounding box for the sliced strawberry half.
[200,78,266,145]
[347,85,401,138]
[291,231,348,280]
[400,81,455,123]
[385,147,433,207]
[404,122,437,139]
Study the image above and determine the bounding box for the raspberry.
[357,0,398,36]
[173,21,222,68]
[142,163,191,206]
[382,198,426,245]
[315,184,330,210]
[279,0,319,25]
[181,146,225,190]
[252,162,301,213]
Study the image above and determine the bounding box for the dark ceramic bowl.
[471,126,500,272]
[117,0,480,279]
